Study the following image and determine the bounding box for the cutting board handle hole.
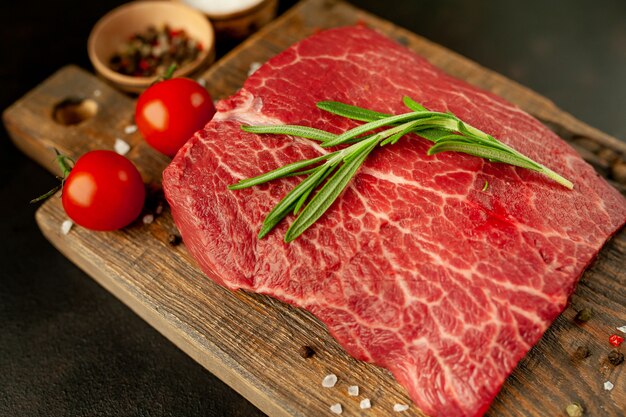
[53,97,98,126]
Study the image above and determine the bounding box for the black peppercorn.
[168,234,182,246]
[608,350,624,366]
[572,345,591,361]
[298,345,315,359]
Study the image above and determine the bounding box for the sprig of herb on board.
[229,96,573,242]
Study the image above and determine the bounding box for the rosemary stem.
[231,97,574,242]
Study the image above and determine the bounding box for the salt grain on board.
[124,124,138,135]
[617,325,626,334]
[248,62,262,76]
[196,78,207,88]
[322,374,337,388]
[393,403,410,412]
[93,89,101,97]
[347,385,359,396]
[143,214,154,225]
[61,220,73,235]
[604,381,614,391]
[329,403,342,415]
[114,138,131,155]
[360,398,372,409]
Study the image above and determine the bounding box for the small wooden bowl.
[174,0,278,38]
[88,1,215,93]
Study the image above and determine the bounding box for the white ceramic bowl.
[174,0,278,38]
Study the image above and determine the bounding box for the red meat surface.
[163,26,626,417]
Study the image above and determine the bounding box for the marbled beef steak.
[163,26,626,417]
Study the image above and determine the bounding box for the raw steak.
[163,26,626,417]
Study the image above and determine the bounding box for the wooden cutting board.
[3,0,625,416]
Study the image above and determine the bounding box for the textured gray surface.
[1,0,624,416]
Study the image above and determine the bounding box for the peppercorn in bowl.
[88,1,214,93]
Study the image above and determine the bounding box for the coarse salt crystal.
[604,381,614,391]
[322,374,337,388]
[155,202,164,215]
[347,385,359,396]
[93,89,101,97]
[143,214,154,224]
[360,398,372,409]
[124,124,138,135]
[61,220,73,235]
[248,61,262,76]
[393,403,409,412]
[114,138,131,155]
[329,403,342,414]
[196,78,207,88]
[617,325,626,334]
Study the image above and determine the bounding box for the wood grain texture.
[3,0,625,416]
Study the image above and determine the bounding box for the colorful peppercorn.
[109,25,202,77]
[574,308,593,323]
[609,334,624,347]
[565,403,584,417]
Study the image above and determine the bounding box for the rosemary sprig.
[230,97,573,242]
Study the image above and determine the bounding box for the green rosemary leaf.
[242,124,336,142]
[455,122,516,153]
[413,128,452,142]
[429,138,573,189]
[427,141,540,170]
[322,112,436,147]
[342,134,382,163]
[380,120,424,146]
[482,181,489,191]
[403,117,461,141]
[284,167,321,178]
[293,186,313,216]
[293,165,335,215]
[447,131,512,153]
[432,134,481,144]
[336,133,378,145]
[263,164,335,224]
[457,120,493,142]
[402,96,427,112]
[538,166,574,189]
[420,116,462,132]
[259,164,335,238]
[376,116,461,147]
[257,201,296,239]
[285,139,378,242]
[241,125,337,142]
[228,153,333,190]
[317,101,390,122]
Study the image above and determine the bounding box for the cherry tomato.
[135,78,216,157]
[62,150,145,231]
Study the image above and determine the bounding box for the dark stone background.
[1,0,624,416]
